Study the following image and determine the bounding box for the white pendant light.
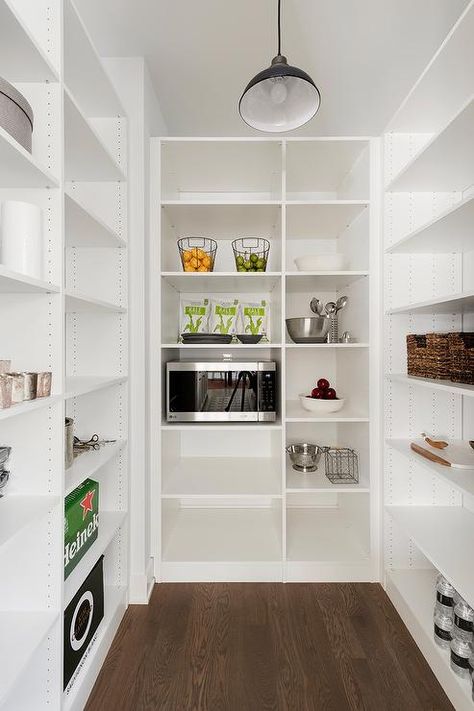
[239,0,321,132]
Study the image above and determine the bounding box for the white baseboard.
[129,558,156,603]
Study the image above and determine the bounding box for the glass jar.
[454,600,474,641]
[450,637,473,679]
[435,574,456,611]
[433,606,453,650]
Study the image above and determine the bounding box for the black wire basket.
[232,237,270,272]
[177,237,217,272]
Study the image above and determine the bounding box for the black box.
[64,555,104,690]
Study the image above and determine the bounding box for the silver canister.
[65,417,74,469]
[9,373,24,404]
[450,637,473,679]
[435,574,456,611]
[433,606,453,650]
[0,360,11,374]
[0,375,12,409]
[454,601,474,641]
[0,445,11,497]
[22,372,37,400]
[36,371,52,398]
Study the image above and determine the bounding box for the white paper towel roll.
[0,200,43,279]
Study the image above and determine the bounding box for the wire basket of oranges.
[177,237,217,272]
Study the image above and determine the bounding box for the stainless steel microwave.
[166,361,277,422]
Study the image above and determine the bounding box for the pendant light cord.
[277,0,282,55]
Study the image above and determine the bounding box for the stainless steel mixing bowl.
[285,316,330,343]
[286,444,329,472]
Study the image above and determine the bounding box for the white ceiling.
[75,0,467,136]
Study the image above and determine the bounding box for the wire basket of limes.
[232,237,270,272]
[178,237,217,272]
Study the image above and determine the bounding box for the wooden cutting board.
[412,439,474,469]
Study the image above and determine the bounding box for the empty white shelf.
[286,400,369,423]
[0,495,59,549]
[286,507,370,562]
[0,394,61,422]
[0,0,58,81]
[161,272,281,293]
[286,463,369,493]
[387,96,474,192]
[162,507,282,562]
[285,201,369,239]
[387,373,474,398]
[386,193,474,254]
[387,291,474,315]
[0,266,60,293]
[65,191,125,248]
[0,610,58,706]
[66,441,126,494]
[387,439,474,499]
[64,510,126,606]
[285,272,369,290]
[0,125,58,188]
[65,376,127,399]
[64,89,125,181]
[65,290,125,313]
[162,457,281,498]
[387,505,474,609]
[386,568,472,711]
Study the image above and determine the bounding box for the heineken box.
[64,478,99,579]
[64,555,104,691]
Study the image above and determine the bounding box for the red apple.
[324,387,337,399]
[317,378,330,391]
[311,388,323,399]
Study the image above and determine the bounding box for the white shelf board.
[286,400,369,423]
[64,0,124,117]
[162,342,280,349]
[162,457,281,498]
[285,272,369,290]
[64,89,125,181]
[387,439,474,499]
[386,505,474,609]
[0,0,58,81]
[161,199,280,206]
[64,510,126,607]
[0,610,58,707]
[63,586,126,711]
[0,394,61,422]
[161,422,282,431]
[387,373,474,398]
[387,96,474,193]
[286,507,370,562]
[65,191,125,248]
[0,266,60,293]
[0,125,58,188]
[286,463,369,493]
[161,272,281,293]
[0,495,59,549]
[285,343,369,349]
[386,194,474,254]
[387,291,474,315]
[162,507,282,562]
[65,290,126,313]
[285,201,369,240]
[386,568,472,711]
[66,441,126,495]
[65,376,127,399]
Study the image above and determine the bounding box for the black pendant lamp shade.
[239,1,321,132]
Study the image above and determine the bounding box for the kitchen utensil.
[294,254,347,271]
[177,237,217,272]
[299,394,345,414]
[325,301,336,316]
[65,417,74,469]
[286,443,329,472]
[340,331,352,343]
[309,297,323,316]
[73,434,117,452]
[285,317,329,344]
[324,448,359,484]
[236,334,263,344]
[336,295,348,312]
[325,302,338,343]
[0,446,12,498]
[232,237,269,272]
[421,432,448,449]
[411,440,474,469]
[410,443,450,466]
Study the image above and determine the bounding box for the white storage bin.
[0,200,43,279]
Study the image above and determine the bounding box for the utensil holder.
[329,314,339,343]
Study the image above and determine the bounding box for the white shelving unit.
[151,136,380,584]
[0,1,128,709]
[383,4,474,708]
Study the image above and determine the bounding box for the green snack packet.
[64,478,99,579]
[180,298,210,335]
[209,299,239,335]
[239,300,269,336]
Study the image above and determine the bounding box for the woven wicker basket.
[406,333,450,379]
[448,333,474,385]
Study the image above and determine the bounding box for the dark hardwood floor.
[85,583,454,711]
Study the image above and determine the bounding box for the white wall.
[103,57,168,603]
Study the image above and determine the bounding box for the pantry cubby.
[152,135,379,584]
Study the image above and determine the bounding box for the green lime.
[256,268,264,272]
[236,255,244,266]
[256,258,265,269]
[250,253,258,263]
[244,260,252,270]
[237,266,246,272]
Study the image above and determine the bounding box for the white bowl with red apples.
[300,378,345,414]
